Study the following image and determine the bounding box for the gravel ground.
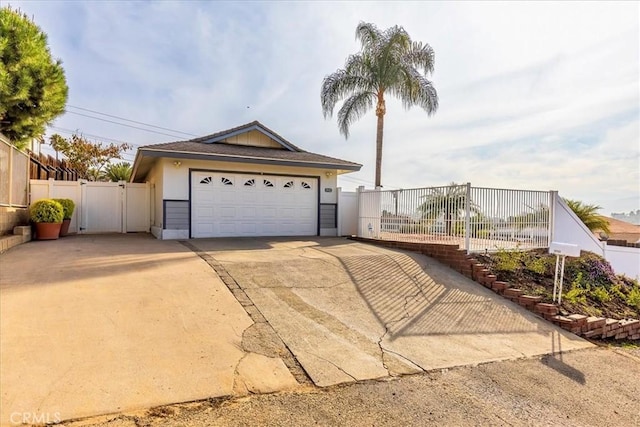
[65,347,639,427]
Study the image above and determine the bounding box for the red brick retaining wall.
[351,237,639,341]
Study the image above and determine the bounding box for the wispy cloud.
[10,0,639,214]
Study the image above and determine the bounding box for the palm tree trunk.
[375,94,386,188]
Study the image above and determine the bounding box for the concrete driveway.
[189,237,593,387]
[0,235,297,426]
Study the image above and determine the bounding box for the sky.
[7,1,640,215]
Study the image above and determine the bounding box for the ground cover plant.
[477,248,639,319]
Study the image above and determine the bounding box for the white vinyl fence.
[30,179,150,234]
[357,183,552,253]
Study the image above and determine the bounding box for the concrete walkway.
[190,237,593,387]
[0,235,297,426]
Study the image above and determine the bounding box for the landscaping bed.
[476,249,639,320]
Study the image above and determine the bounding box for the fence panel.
[357,183,552,252]
[468,186,551,252]
[30,179,150,234]
[0,136,29,207]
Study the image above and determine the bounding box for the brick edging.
[350,237,639,341]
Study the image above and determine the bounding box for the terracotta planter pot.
[60,219,71,237]
[35,222,62,240]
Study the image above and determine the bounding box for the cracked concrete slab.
[0,235,298,425]
[191,237,594,388]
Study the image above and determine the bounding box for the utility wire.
[67,105,198,137]
[65,111,190,139]
[49,126,138,146]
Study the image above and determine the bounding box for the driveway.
[0,235,297,426]
[1,235,594,425]
[189,237,593,387]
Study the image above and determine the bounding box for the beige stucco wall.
[144,160,163,228]
[160,158,338,205]
[143,157,340,234]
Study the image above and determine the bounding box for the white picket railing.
[357,183,553,253]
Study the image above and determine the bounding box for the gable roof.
[131,121,361,181]
[189,120,302,151]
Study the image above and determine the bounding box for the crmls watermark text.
[10,412,61,425]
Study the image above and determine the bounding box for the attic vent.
[221,177,233,186]
[284,181,294,188]
[263,179,274,187]
[244,179,255,187]
[301,182,311,189]
[200,176,212,184]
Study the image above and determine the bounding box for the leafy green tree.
[417,183,478,236]
[321,22,438,188]
[103,161,132,182]
[50,133,131,181]
[0,7,68,149]
[564,198,611,234]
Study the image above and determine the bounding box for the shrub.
[590,287,611,303]
[53,198,75,220]
[29,199,64,223]
[570,272,589,291]
[524,255,548,275]
[564,288,587,305]
[494,247,523,272]
[566,252,616,289]
[627,287,640,310]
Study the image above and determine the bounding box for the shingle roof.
[140,140,361,168]
[137,120,361,170]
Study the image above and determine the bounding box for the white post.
[79,180,87,234]
[356,186,364,237]
[336,187,343,236]
[558,255,566,305]
[549,190,557,246]
[119,180,127,233]
[553,254,560,303]
[464,182,471,253]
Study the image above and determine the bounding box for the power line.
[65,110,189,139]
[67,105,197,137]
[49,126,137,146]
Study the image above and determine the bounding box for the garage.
[131,121,361,239]
[191,171,318,238]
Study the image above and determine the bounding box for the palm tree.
[417,183,477,236]
[564,199,611,234]
[103,162,132,182]
[321,22,438,188]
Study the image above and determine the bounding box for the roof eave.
[138,148,362,171]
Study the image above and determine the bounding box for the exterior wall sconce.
[173,161,182,168]
[325,171,334,178]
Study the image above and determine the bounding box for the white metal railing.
[0,135,29,207]
[357,183,553,253]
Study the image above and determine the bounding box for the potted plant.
[53,198,75,237]
[29,199,64,240]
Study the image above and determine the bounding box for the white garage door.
[191,171,318,238]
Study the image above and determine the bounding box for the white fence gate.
[30,179,150,234]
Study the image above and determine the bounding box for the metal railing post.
[464,182,471,252]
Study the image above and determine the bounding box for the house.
[596,215,640,244]
[131,121,361,239]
